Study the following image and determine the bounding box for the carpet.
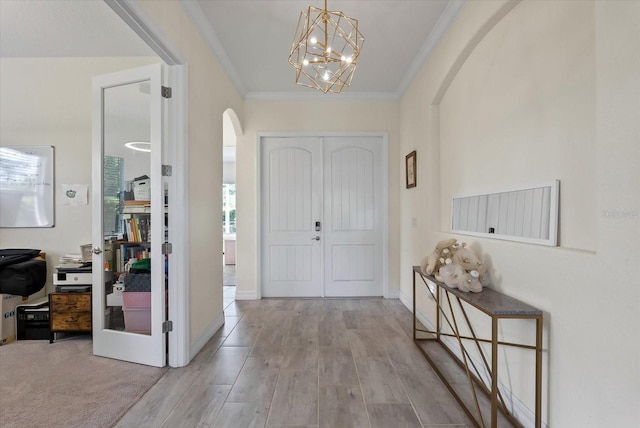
[0,337,167,428]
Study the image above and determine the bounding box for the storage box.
[1,288,46,345]
[133,179,150,201]
[122,291,151,334]
[122,291,151,308]
[123,308,151,334]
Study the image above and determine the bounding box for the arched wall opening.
[222,108,243,301]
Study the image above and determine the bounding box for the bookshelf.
[111,242,151,273]
[109,200,168,273]
[122,201,151,243]
[109,200,150,273]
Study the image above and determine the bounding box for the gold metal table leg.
[536,316,543,428]
[491,317,498,428]
[413,269,416,341]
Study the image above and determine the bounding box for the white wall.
[593,1,640,426]
[400,0,640,426]
[0,56,159,292]
[136,0,244,348]
[439,0,596,251]
[223,161,236,184]
[236,100,401,299]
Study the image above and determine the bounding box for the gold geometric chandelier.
[289,0,364,94]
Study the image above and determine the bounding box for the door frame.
[256,132,389,299]
[106,0,189,367]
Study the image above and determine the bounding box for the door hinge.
[162,320,173,333]
[162,242,173,255]
[161,86,172,98]
[162,165,172,176]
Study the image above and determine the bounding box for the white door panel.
[261,138,323,297]
[269,147,313,231]
[329,147,375,231]
[324,137,383,297]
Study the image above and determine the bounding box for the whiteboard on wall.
[0,145,55,228]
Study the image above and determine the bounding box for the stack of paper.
[59,253,83,264]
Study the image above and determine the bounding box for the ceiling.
[0,0,465,100]
[0,0,155,57]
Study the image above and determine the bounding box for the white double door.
[261,136,384,297]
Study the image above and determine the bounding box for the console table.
[412,266,543,428]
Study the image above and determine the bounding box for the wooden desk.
[49,292,92,343]
[412,266,543,428]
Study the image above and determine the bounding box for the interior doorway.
[222,179,236,308]
[222,109,241,308]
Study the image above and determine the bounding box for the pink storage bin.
[122,291,151,309]
[123,307,151,334]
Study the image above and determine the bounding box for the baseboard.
[398,289,545,428]
[399,289,412,309]
[386,289,400,299]
[189,311,224,362]
[234,290,259,300]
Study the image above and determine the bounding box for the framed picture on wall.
[406,150,416,188]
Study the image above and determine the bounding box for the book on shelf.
[136,217,146,242]
[124,200,150,206]
[123,206,151,214]
[115,246,122,272]
[123,217,150,243]
[123,200,150,214]
[121,203,168,214]
[132,217,140,242]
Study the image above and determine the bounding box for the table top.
[413,266,543,317]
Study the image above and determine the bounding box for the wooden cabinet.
[49,292,92,343]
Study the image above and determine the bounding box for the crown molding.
[180,0,464,102]
[244,90,400,102]
[180,0,247,97]
[107,0,185,64]
[396,0,467,96]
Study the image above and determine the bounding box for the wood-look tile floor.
[115,298,484,428]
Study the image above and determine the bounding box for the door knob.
[92,247,103,255]
[311,236,320,241]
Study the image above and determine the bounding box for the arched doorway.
[222,108,242,307]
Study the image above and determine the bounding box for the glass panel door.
[92,64,165,367]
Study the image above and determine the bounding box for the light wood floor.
[115,298,482,428]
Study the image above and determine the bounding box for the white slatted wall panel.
[331,147,374,231]
[451,181,559,246]
[269,148,312,231]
